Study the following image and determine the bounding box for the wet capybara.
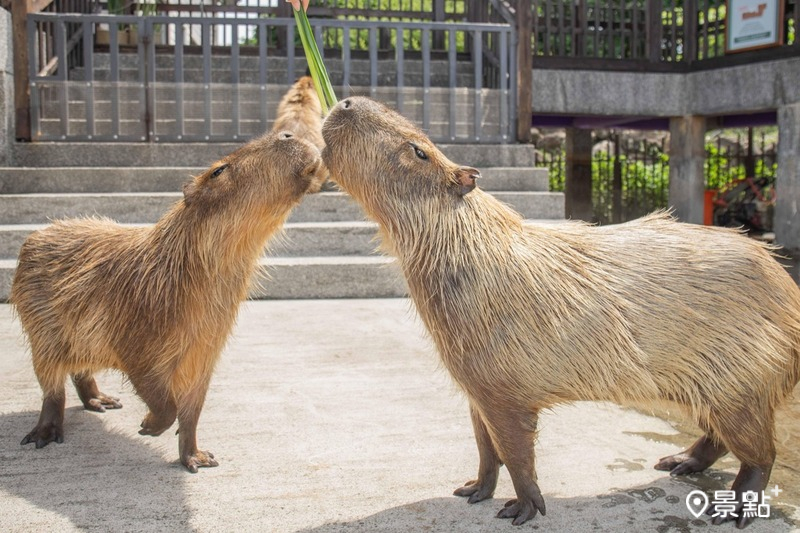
[321,96,800,528]
[11,131,324,472]
[272,75,327,192]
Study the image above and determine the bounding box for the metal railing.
[27,13,516,143]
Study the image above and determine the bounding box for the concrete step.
[11,142,537,168]
[0,221,381,259]
[0,255,408,301]
[0,167,548,194]
[0,191,563,225]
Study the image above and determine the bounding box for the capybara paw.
[454,479,495,503]
[138,411,175,436]
[182,450,218,473]
[21,423,64,449]
[655,453,707,476]
[83,393,122,413]
[496,484,546,526]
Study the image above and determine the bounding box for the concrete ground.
[0,299,798,533]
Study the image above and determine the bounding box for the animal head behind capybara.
[272,76,325,151]
[182,130,324,224]
[321,97,480,222]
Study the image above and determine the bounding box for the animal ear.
[453,166,480,196]
[182,178,198,205]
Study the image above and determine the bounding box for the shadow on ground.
[0,408,194,532]
[297,473,797,533]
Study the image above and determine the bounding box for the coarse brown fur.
[11,131,324,472]
[272,76,327,192]
[321,97,800,527]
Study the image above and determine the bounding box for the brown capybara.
[321,97,800,528]
[272,75,327,193]
[11,131,324,472]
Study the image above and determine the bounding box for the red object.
[704,190,716,226]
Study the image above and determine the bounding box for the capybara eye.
[412,144,428,161]
[210,165,228,179]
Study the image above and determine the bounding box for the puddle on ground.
[625,382,800,513]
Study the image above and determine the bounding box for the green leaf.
[293,7,338,114]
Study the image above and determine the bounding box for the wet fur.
[11,131,324,472]
[321,97,800,526]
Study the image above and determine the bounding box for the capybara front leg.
[654,433,728,476]
[129,372,177,436]
[177,387,218,473]
[486,408,546,526]
[454,403,502,503]
[72,372,122,412]
[21,388,66,448]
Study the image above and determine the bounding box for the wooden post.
[516,0,532,143]
[11,0,53,141]
[565,128,594,221]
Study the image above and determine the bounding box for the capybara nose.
[278,131,294,140]
[342,99,352,109]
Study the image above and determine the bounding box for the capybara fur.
[272,76,327,192]
[321,97,800,527]
[11,131,324,472]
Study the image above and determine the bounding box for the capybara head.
[182,130,324,217]
[321,97,480,220]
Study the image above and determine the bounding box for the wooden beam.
[11,0,31,140]
[516,0,533,143]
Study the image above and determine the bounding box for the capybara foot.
[21,422,64,449]
[707,464,771,529]
[182,450,218,473]
[654,453,710,476]
[495,484,546,526]
[454,479,496,503]
[82,393,122,413]
[138,410,176,437]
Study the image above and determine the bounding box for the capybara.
[272,75,327,192]
[321,97,800,528]
[11,131,324,472]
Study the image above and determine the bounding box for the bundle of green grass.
[293,5,338,114]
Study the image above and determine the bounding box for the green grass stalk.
[293,7,338,114]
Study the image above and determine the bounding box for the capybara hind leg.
[454,403,502,503]
[21,388,66,448]
[72,372,122,412]
[484,408,546,526]
[129,372,177,436]
[177,386,218,473]
[654,433,728,476]
[706,410,776,529]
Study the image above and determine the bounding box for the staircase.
[0,142,562,301]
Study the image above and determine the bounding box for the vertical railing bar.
[607,0,614,58]
[287,24,295,83]
[342,25,351,98]
[109,22,120,139]
[594,0,600,56]
[28,17,41,139]
[369,27,377,99]
[396,25,404,114]
[259,22,268,130]
[422,27,430,131]
[448,28,456,141]
[55,20,68,137]
[203,21,211,139]
[509,26,517,143]
[472,29,482,142]
[176,22,185,139]
[499,29,508,143]
[557,0,565,55]
[83,21,95,138]
[231,22,240,139]
[544,0,551,56]
[632,1,639,59]
[145,18,156,141]
[137,17,148,141]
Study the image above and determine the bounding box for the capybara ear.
[453,166,480,196]
[182,178,198,206]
